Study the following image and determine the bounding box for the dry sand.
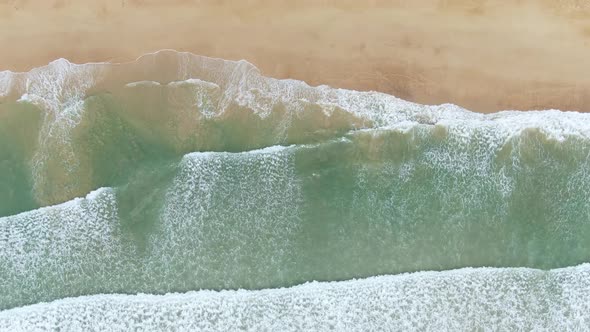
[1,0,590,113]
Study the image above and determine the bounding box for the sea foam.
[2,50,590,207]
[1,264,589,331]
[2,50,590,330]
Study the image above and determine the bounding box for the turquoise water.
[1,50,589,330]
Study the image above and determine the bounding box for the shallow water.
[1,50,589,329]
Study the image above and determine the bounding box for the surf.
[1,264,589,331]
[1,50,590,328]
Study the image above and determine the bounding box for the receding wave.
[1,50,590,328]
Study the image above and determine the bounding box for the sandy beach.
[1,0,589,113]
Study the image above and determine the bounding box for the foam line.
[1,264,589,331]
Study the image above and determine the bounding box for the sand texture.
[1,0,589,112]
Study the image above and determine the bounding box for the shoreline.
[1,0,589,113]
[3,49,589,116]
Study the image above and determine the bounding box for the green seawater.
[1,51,589,319]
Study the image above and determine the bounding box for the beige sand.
[1,0,589,113]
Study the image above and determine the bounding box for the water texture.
[1,50,589,330]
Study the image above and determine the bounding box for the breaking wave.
[1,264,589,331]
[1,50,590,329]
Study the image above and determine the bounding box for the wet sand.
[1,0,589,113]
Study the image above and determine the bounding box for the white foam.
[181,145,292,159]
[0,187,127,310]
[157,146,303,290]
[0,70,14,98]
[1,264,589,331]
[2,51,590,330]
[3,50,590,204]
[3,50,589,137]
[168,78,218,88]
[0,147,305,310]
[244,145,292,154]
[125,80,161,87]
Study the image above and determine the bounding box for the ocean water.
[1,50,589,330]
